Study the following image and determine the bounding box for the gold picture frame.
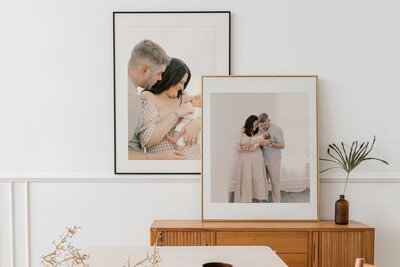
[201,75,319,221]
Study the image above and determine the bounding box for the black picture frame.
[114,11,231,174]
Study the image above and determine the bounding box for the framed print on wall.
[202,75,319,221]
[114,11,230,174]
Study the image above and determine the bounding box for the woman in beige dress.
[137,58,201,160]
[235,115,269,203]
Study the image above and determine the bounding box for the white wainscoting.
[0,182,12,267]
[0,178,201,267]
[1,178,400,267]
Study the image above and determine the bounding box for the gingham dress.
[137,99,201,160]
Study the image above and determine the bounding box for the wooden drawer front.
[319,231,363,267]
[362,231,375,264]
[159,231,215,246]
[279,254,308,267]
[216,232,308,253]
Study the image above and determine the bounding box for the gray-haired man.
[127,39,192,160]
[259,113,285,203]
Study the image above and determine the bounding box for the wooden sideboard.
[150,220,374,267]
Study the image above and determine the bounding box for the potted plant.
[320,136,388,224]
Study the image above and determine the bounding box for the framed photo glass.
[114,11,230,174]
[202,75,319,220]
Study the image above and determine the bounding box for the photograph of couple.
[235,113,286,203]
[127,40,201,161]
[114,12,230,173]
[209,92,311,204]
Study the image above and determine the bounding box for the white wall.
[1,0,400,266]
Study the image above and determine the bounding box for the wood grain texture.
[279,253,308,267]
[150,220,375,267]
[151,230,215,246]
[151,220,374,231]
[216,231,308,253]
[319,231,363,267]
[312,232,319,267]
[363,230,375,264]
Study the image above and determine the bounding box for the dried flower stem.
[124,229,162,267]
[41,225,89,267]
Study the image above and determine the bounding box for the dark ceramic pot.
[202,262,233,267]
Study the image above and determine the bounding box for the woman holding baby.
[235,115,270,203]
[137,58,201,160]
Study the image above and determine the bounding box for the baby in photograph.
[167,94,201,153]
[240,131,270,150]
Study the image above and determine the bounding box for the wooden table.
[85,246,287,267]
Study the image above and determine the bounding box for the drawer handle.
[313,243,316,263]
[157,232,164,246]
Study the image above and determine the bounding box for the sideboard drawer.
[279,254,308,267]
[216,231,308,253]
[158,230,216,246]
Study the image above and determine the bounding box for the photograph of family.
[114,12,230,174]
[127,41,201,161]
[210,92,311,204]
[202,76,318,220]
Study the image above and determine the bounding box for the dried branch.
[40,226,89,267]
[123,229,162,267]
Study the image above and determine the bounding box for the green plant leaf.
[351,142,369,169]
[320,167,343,173]
[341,142,350,171]
[323,148,343,166]
[348,141,358,169]
[330,143,346,166]
[319,136,388,194]
[327,145,345,169]
[320,158,341,164]
[363,157,389,165]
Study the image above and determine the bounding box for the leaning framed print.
[114,11,230,174]
[202,75,319,221]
